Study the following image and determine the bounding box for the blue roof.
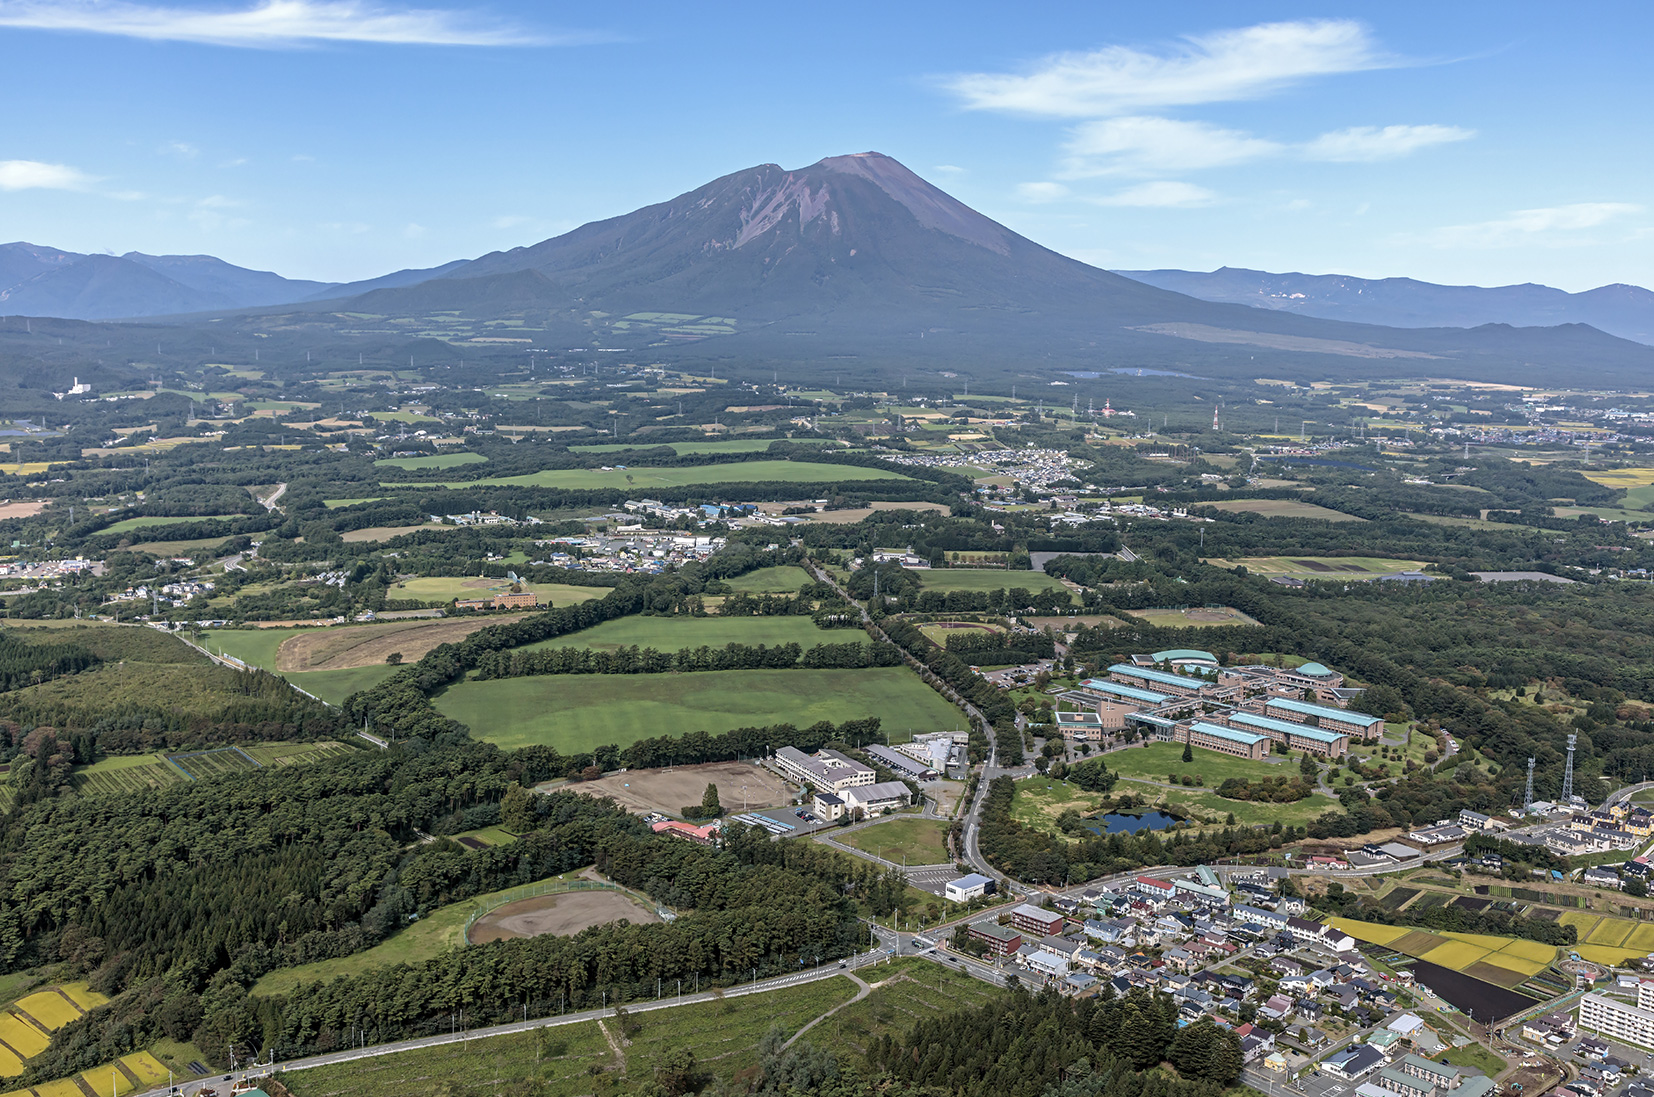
[1295,661,1335,677]
[1109,664,1206,690]
[1266,698,1383,726]
[1152,649,1217,663]
[1189,721,1268,747]
[1230,711,1350,743]
[1080,678,1170,704]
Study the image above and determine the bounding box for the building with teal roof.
[1151,649,1218,667]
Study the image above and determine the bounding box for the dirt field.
[275,618,498,671]
[0,500,46,520]
[467,891,659,944]
[341,523,450,542]
[809,501,949,524]
[560,760,795,816]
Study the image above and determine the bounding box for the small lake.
[1082,810,1183,835]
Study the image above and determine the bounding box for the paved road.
[260,482,287,512]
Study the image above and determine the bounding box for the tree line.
[471,640,902,679]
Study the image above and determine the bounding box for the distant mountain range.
[0,242,337,320]
[3,155,1653,386]
[1115,267,1654,346]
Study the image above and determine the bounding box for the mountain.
[1115,267,1654,346]
[0,243,338,319]
[302,153,1654,384]
[299,259,469,301]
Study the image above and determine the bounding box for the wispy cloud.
[0,0,589,48]
[1303,124,1473,162]
[0,159,91,190]
[163,140,199,159]
[944,19,1387,117]
[1418,203,1644,248]
[1062,116,1280,178]
[1015,181,1069,203]
[1091,181,1218,208]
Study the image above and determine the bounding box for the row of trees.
[471,640,902,679]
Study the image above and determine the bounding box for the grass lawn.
[1010,777,1107,832]
[283,664,400,705]
[839,818,952,865]
[280,975,859,1097]
[102,514,244,534]
[1109,779,1338,829]
[813,958,1002,1060]
[1437,1043,1506,1077]
[375,452,487,470]
[250,871,602,998]
[721,565,814,592]
[198,630,399,704]
[572,439,832,455]
[391,577,610,603]
[917,569,1073,595]
[401,459,911,491]
[519,615,857,655]
[436,667,961,752]
[1104,741,1295,785]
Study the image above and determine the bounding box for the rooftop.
[1265,697,1383,726]
[1189,720,1269,747]
[1080,678,1171,704]
[1152,649,1217,664]
[1229,711,1351,743]
[1295,661,1335,677]
[1109,663,1208,690]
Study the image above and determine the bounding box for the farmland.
[1332,917,1558,984]
[390,577,609,603]
[1556,911,1654,964]
[374,452,487,470]
[518,614,859,655]
[435,667,961,751]
[71,741,357,797]
[0,983,109,1079]
[1205,498,1364,521]
[1203,555,1431,580]
[1122,605,1262,627]
[719,565,814,592]
[402,459,912,491]
[572,438,833,455]
[101,514,245,534]
[272,617,506,671]
[916,569,1074,595]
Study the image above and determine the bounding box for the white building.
[945,873,994,902]
[1580,986,1654,1048]
[773,747,874,793]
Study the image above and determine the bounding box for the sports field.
[564,760,794,817]
[401,459,911,491]
[436,667,959,751]
[374,452,487,470]
[1204,556,1430,580]
[518,615,858,655]
[1123,606,1261,627]
[917,569,1073,595]
[1331,916,1557,982]
[839,818,952,865]
[1206,498,1364,521]
[721,565,814,592]
[467,890,659,944]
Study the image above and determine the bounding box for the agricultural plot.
[374,452,487,470]
[518,615,856,656]
[404,459,912,491]
[390,577,609,604]
[436,667,959,752]
[102,514,245,534]
[720,565,814,592]
[273,618,504,671]
[1123,606,1261,627]
[1558,911,1654,963]
[572,439,832,456]
[917,569,1073,595]
[0,984,108,1078]
[72,742,353,798]
[1331,917,1555,978]
[1206,498,1364,521]
[1204,556,1430,580]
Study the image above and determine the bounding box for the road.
[260,482,287,512]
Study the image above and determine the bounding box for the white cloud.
[944,19,1386,117]
[0,159,91,190]
[196,194,241,208]
[1062,116,1280,177]
[931,164,965,175]
[402,222,426,238]
[1091,181,1218,208]
[164,140,199,159]
[0,0,582,48]
[1015,181,1069,203]
[1304,124,1473,162]
[1420,203,1644,248]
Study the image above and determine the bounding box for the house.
[1259,994,1296,1021]
[1324,1045,1387,1080]
[1397,1052,1460,1090]
[1011,903,1065,937]
[1366,1029,1403,1054]
[1064,972,1100,996]
[1024,948,1071,979]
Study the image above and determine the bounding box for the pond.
[1081,810,1183,835]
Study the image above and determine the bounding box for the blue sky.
[0,0,1648,290]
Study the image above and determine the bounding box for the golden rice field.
[1581,468,1654,488]
[1558,912,1654,962]
[0,1049,171,1097]
[16,992,81,1031]
[1330,917,1554,977]
[0,983,109,1078]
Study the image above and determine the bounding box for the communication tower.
[1524,758,1535,812]
[1562,733,1577,802]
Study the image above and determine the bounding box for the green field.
[281,975,860,1097]
[521,615,854,655]
[721,565,814,592]
[102,514,245,534]
[1010,777,1107,833]
[572,439,832,456]
[391,577,610,603]
[402,460,911,491]
[436,667,961,751]
[917,569,1073,595]
[200,630,402,704]
[323,497,388,508]
[71,741,356,798]
[1104,742,1294,785]
[1205,555,1430,580]
[839,818,952,865]
[374,452,487,470]
[1109,778,1338,829]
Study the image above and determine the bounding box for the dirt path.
[597,1018,627,1074]
[781,971,871,1051]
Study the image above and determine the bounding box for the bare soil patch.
[810,501,948,524]
[467,890,658,943]
[561,760,794,817]
[0,501,46,520]
[341,523,449,543]
[275,618,497,671]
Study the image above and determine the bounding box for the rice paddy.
[1557,911,1654,962]
[0,983,109,1079]
[1331,916,1556,980]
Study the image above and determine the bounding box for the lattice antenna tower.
[1562,733,1577,801]
[1524,758,1535,811]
